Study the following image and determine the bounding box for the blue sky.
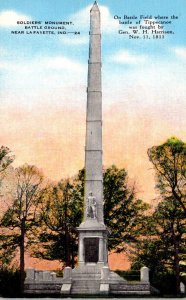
[0,1,186,200]
[0,0,185,100]
[0,0,185,130]
[0,0,185,65]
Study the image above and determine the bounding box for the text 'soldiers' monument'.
[24,2,151,295]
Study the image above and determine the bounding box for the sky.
[0,0,186,203]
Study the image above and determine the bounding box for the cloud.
[0,54,86,108]
[110,50,147,65]
[60,4,118,46]
[70,4,119,34]
[0,47,8,56]
[0,55,85,73]
[0,10,31,27]
[42,56,85,72]
[60,35,88,46]
[173,47,186,59]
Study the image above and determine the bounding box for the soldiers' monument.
[77,0,108,268]
[24,2,151,295]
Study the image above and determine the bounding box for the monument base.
[24,265,152,296]
[24,220,152,295]
[60,264,152,295]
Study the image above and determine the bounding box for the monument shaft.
[77,2,107,268]
[85,1,103,223]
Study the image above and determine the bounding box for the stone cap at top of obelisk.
[90,1,100,12]
[90,1,100,36]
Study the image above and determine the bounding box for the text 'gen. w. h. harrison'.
[24,2,152,295]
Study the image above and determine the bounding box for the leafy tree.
[132,137,186,294]
[0,146,14,175]
[103,165,149,252]
[32,176,83,268]
[0,146,15,276]
[131,197,186,294]
[34,166,148,266]
[0,164,44,292]
[148,137,186,293]
[148,137,186,215]
[0,146,14,193]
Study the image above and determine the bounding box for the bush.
[0,269,21,297]
[150,272,177,296]
[115,269,140,281]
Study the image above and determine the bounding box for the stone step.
[71,290,100,294]
[71,279,100,294]
[72,282,100,287]
[111,291,151,295]
[71,289,100,291]
[72,274,100,276]
[72,275,101,279]
[72,284,100,288]
[71,288,100,293]
[72,286,100,290]
[110,283,150,292]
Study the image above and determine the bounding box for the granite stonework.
[25,266,151,295]
[24,269,62,294]
[60,265,151,295]
[24,2,152,296]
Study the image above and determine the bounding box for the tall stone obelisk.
[85,1,103,223]
[77,1,108,267]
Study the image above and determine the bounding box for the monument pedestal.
[60,219,151,295]
[77,219,108,266]
[60,218,111,294]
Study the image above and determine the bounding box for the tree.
[0,146,14,191]
[156,198,186,294]
[131,197,186,295]
[75,166,149,252]
[34,166,149,266]
[0,164,44,292]
[0,146,15,268]
[0,230,18,270]
[103,165,149,252]
[131,137,186,294]
[32,176,83,268]
[148,137,186,293]
[148,137,186,215]
[0,146,14,175]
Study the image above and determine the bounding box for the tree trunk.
[64,186,70,267]
[173,238,180,294]
[71,241,75,269]
[65,230,70,266]
[20,218,25,294]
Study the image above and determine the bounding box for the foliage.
[131,137,186,295]
[33,166,149,267]
[150,272,177,296]
[32,175,83,268]
[0,164,44,291]
[0,146,14,174]
[0,146,14,192]
[0,232,18,270]
[115,269,140,281]
[0,268,21,297]
[103,165,149,251]
[148,137,186,215]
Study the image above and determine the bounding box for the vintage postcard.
[0,0,185,297]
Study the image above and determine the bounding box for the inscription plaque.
[84,238,99,263]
